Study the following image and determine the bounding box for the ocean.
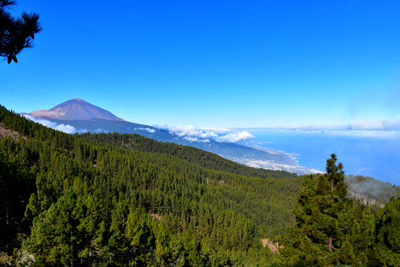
[250,130,400,185]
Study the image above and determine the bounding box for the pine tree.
[23,191,79,265]
[282,154,353,266]
[373,197,400,266]
[0,105,308,265]
[0,0,41,63]
[340,205,375,265]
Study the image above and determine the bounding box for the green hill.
[0,105,300,266]
[79,132,297,179]
[346,175,400,207]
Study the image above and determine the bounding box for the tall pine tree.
[373,197,400,266]
[282,154,354,266]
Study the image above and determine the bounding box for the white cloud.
[55,124,76,134]
[199,126,231,133]
[325,130,400,138]
[348,120,400,131]
[215,131,254,143]
[245,119,400,135]
[184,136,199,142]
[163,125,253,143]
[183,136,210,143]
[167,125,218,139]
[135,127,156,134]
[21,114,86,134]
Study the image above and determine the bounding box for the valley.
[23,98,323,175]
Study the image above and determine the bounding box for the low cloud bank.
[164,125,254,143]
[21,114,88,134]
[246,120,400,138]
[347,120,400,131]
[279,120,400,131]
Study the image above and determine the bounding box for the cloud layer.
[282,120,400,131]
[244,120,400,138]
[347,120,400,131]
[21,114,87,134]
[164,125,254,143]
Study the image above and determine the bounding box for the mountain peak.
[30,98,124,121]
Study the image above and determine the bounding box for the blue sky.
[1,0,400,128]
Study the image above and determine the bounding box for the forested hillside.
[2,105,400,266]
[282,155,400,266]
[0,105,301,266]
[80,133,297,179]
[346,175,400,206]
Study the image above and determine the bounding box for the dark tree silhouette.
[0,0,40,63]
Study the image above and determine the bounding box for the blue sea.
[250,131,400,185]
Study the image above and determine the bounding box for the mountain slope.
[25,98,317,174]
[346,175,400,207]
[0,104,300,265]
[30,97,124,121]
[50,117,305,172]
[1,105,399,265]
[80,132,297,179]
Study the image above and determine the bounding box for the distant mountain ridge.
[346,175,400,207]
[30,98,124,121]
[26,98,319,175]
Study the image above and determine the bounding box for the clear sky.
[1,0,400,128]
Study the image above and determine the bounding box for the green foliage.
[80,132,297,179]
[373,197,400,266]
[0,0,41,63]
[281,154,371,266]
[0,137,36,252]
[281,154,400,266]
[346,174,400,207]
[0,105,301,265]
[2,105,399,265]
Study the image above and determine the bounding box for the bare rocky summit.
[30,98,124,121]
